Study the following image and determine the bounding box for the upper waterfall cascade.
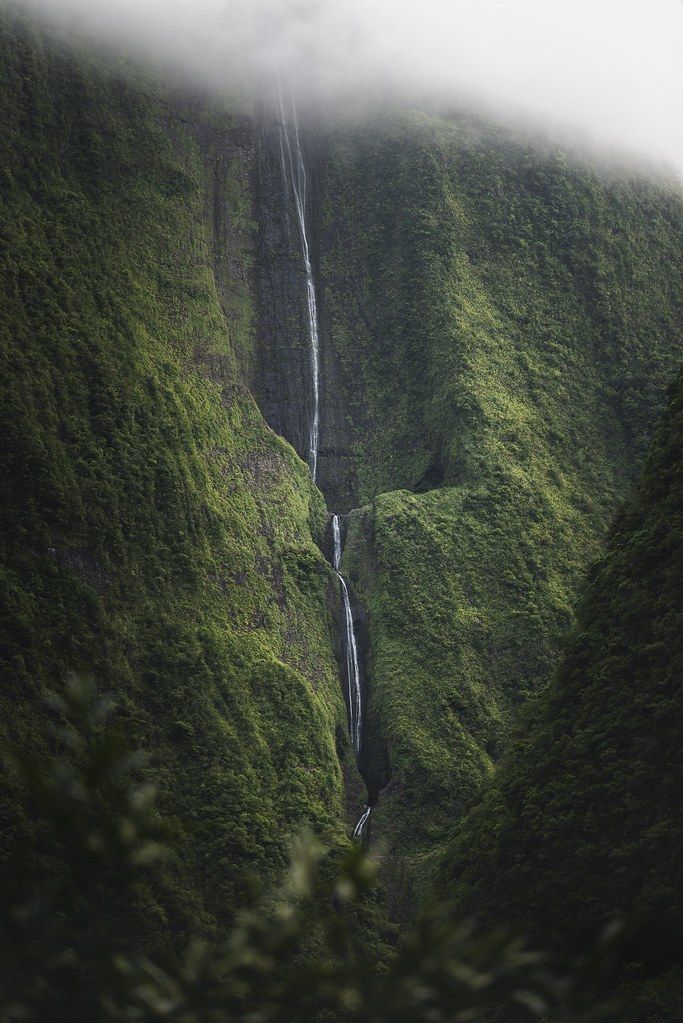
[276,91,321,482]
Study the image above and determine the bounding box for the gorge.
[0,3,681,1019]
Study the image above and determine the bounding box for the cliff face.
[251,115,357,511]
[252,113,314,463]
[318,114,682,504]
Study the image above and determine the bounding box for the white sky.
[19,0,683,173]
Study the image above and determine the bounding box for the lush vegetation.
[0,4,359,967]
[322,112,681,500]
[439,371,683,1018]
[1,675,625,1022]
[0,1,681,1013]
[322,112,681,904]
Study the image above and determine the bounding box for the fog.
[18,0,683,173]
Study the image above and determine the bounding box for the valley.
[0,3,681,1018]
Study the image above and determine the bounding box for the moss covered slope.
[0,7,355,956]
[439,370,683,1016]
[1,0,681,973]
[321,112,681,502]
[322,113,681,904]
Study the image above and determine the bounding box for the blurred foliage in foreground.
[1,676,623,1022]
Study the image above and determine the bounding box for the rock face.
[252,114,358,511]
[316,321,360,511]
[252,113,317,470]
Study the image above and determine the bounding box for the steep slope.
[319,112,682,908]
[438,370,683,1017]
[1,0,681,982]
[0,5,358,963]
[319,112,681,503]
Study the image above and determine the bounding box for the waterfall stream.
[333,514,372,840]
[332,515,363,757]
[353,805,371,840]
[276,90,321,482]
[277,93,370,842]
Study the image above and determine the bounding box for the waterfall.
[331,511,343,571]
[276,89,321,482]
[353,806,371,840]
[340,575,362,757]
[275,96,371,842]
[332,515,363,758]
[332,514,372,841]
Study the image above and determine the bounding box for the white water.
[276,89,321,482]
[331,512,343,572]
[353,805,371,840]
[332,514,371,840]
[276,116,370,839]
[332,514,363,758]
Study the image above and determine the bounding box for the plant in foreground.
[1,676,624,1022]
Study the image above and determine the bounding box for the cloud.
[18,0,683,172]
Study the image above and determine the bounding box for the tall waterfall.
[332,514,371,840]
[332,515,363,757]
[331,511,343,573]
[276,90,321,482]
[275,98,370,842]
[353,805,371,840]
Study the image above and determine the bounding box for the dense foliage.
[0,2,680,1014]
[322,112,682,903]
[439,371,683,1018]
[0,4,358,962]
[1,676,624,1022]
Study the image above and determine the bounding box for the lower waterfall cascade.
[332,513,372,842]
[331,514,362,756]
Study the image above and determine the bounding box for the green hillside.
[0,0,681,1014]
[0,6,358,964]
[439,370,683,1018]
[321,113,681,905]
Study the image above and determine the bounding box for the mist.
[18,0,683,173]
